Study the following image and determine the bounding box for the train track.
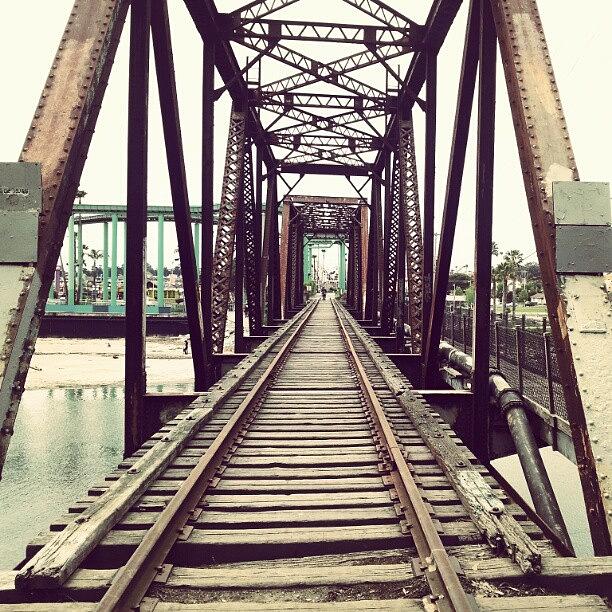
[12,299,562,611]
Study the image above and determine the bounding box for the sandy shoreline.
[26,336,196,390]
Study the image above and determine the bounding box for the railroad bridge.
[0,0,611,610]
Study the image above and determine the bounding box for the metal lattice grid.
[241,139,263,335]
[399,117,424,352]
[211,106,246,352]
[381,151,401,334]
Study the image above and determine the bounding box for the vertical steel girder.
[284,209,301,313]
[124,0,151,457]
[262,172,280,322]
[491,0,611,553]
[241,140,263,335]
[152,0,209,390]
[472,0,496,461]
[380,154,400,335]
[364,178,381,322]
[0,0,129,475]
[211,105,247,353]
[398,117,424,352]
[347,219,362,312]
[381,152,402,335]
[201,39,215,381]
[422,0,479,385]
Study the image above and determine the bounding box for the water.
[0,384,188,569]
[0,387,592,569]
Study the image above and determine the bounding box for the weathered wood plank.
[0,598,607,612]
[15,310,311,590]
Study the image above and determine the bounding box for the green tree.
[464,285,475,306]
[503,249,524,320]
[88,248,102,297]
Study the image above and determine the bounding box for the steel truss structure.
[0,0,610,556]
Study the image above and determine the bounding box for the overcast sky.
[0,1,610,271]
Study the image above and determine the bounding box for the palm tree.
[503,250,524,321]
[88,248,102,298]
[491,242,500,313]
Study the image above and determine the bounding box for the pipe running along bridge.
[0,0,611,610]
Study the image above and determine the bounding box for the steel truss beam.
[231,0,300,20]
[211,105,247,353]
[255,92,392,112]
[271,134,379,151]
[491,0,611,554]
[183,0,274,168]
[279,162,371,176]
[380,153,400,335]
[275,144,369,167]
[262,172,281,321]
[341,0,418,30]
[398,116,424,352]
[365,176,381,322]
[241,139,263,335]
[252,42,401,98]
[0,0,130,475]
[124,0,151,457]
[152,0,210,392]
[422,0,479,385]
[373,0,462,175]
[230,17,418,47]
[266,106,383,140]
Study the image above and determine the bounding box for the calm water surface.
[0,385,188,569]
[0,386,591,569]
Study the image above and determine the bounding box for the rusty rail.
[332,299,476,612]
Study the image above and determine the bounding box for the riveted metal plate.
[553,181,612,273]
[556,226,612,273]
[0,162,41,263]
[553,182,610,226]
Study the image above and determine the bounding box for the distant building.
[531,292,545,305]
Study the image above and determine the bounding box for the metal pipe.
[439,341,574,553]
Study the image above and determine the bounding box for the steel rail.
[95,300,319,611]
[331,299,476,612]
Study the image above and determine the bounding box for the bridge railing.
[442,306,567,422]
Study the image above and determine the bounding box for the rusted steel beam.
[491,0,611,554]
[279,202,290,318]
[422,49,437,351]
[242,141,263,336]
[279,163,371,176]
[255,92,391,111]
[261,171,279,323]
[152,0,209,391]
[398,116,424,353]
[253,42,400,99]
[364,193,379,321]
[201,39,215,385]
[341,0,417,30]
[231,0,301,21]
[211,105,246,353]
[183,0,274,169]
[374,0,462,175]
[124,0,151,457]
[230,17,419,47]
[471,0,495,461]
[0,0,129,475]
[381,154,401,335]
[423,0,479,385]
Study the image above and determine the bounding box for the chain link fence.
[442,306,567,420]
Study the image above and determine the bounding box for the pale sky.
[0,1,610,271]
